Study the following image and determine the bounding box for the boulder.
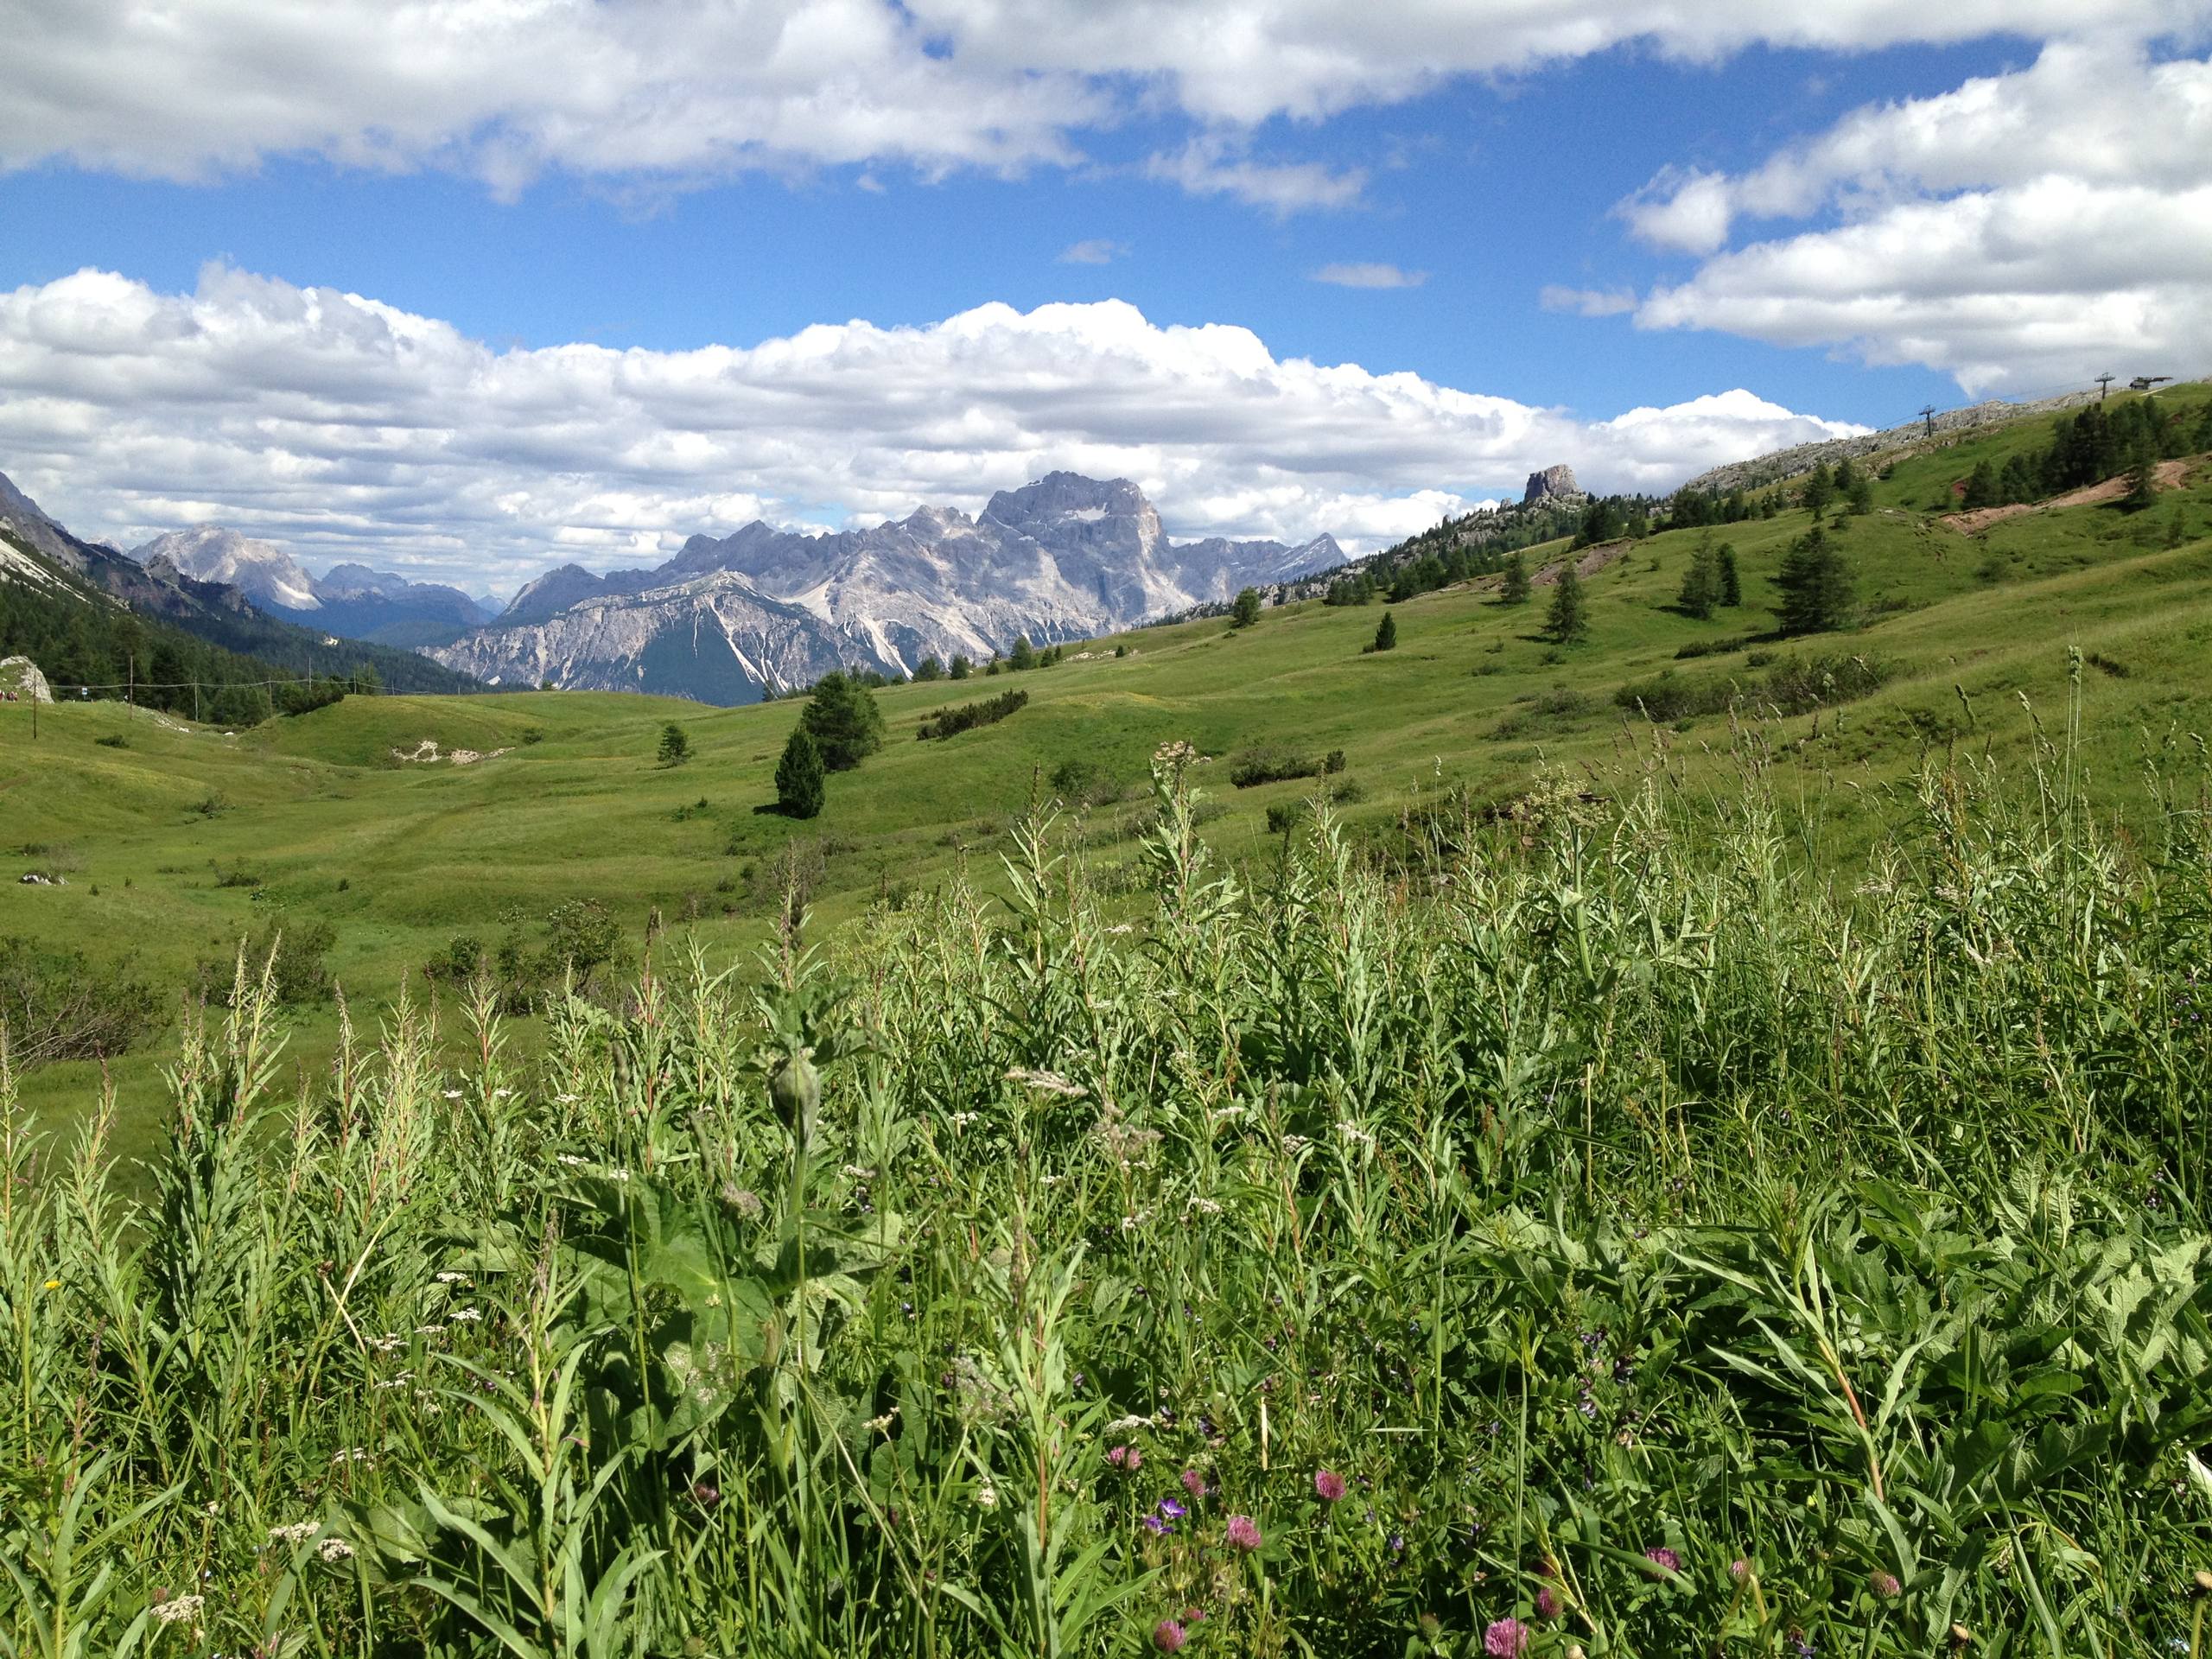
[0,656,53,702]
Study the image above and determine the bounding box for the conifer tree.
[1677,539,1719,620]
[2124,454,2159,512]
[1008,634,1037,670]
[1371,611,1397,652]
[1231,588,1263,627]
[1499,551,1531,606]
[1717,543,1742,607]
[798,671,886,771]
[1802,463,1835,520]
[1773,526,1856,635]
[774,727,825,818]
[656,722,691,766]
[1544,562,1589,645]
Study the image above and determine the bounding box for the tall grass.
[3,723,2209,1657]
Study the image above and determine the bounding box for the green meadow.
[8,388,2212,1155]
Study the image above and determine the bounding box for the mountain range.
[0,474,480,695]
[430,472,1343,702]
[133,526,499,647]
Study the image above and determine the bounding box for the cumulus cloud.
[1058,238,1128,264]
[1312,263,1427,289]
[1627,41,2212,392]
[0,264,1862,588]
[7,3,2201,198]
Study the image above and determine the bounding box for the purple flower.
[1108,1445,1141,1471]
[1225,1514,1262,1551]
[1141,1515,1169,1536]
[1484,1618,1530,1656]
[1730,1558,1751,1584]
[1153,1618,1188,1653]
[1871,1570,1902,1600]
[1158,1497,1187,1522]
[1644,1547,1681,1574]
[1314,1470,1347,1503]
[1535,1586,1561,1619]
[1180,1468,1207,1499]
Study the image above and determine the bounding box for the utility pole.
[2096,373,2114,403]
[193,678,200,724]
[1918,404,1936,438]
[127,652,134,721]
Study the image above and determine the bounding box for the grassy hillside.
[5,383,2210,1151]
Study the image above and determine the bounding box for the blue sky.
[0,3,2204,585]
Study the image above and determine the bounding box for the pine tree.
[1773,526,1856,635]
[1717,543,1742,607]
[1499,551,1531,606]
[1231,588,1262,627]
[1802,464,1835,520]
[2124,454,2159,512]
[656,722,691,766]
[1676,539,1719,620]
[1544,562,1588,645]
[949,655,972,680]
[914,656,943,681]
[1961,461,1998,511]
[798,671,886,771]
[1008,634,1037,670]
[1371,611,1397,652]
[775,728,825,819]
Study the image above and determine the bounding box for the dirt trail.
[1531,539,1631,588]
[1942,458,2194,534]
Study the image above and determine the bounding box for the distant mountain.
[0,474,480,695]
[435,473,1343,702]
[135,527,497,646]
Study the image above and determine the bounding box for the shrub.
[94,734,128,749]
[916,688,1027,741]
[520,727,546,745]
[1229,747,1322,788]
[198,918,338,1007]
[1615,652,1890,722]
[0,937,160,1067]
[1265,802,1302,834]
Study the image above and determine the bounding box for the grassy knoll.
[3,384,2211,1160]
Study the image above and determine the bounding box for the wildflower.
[1314,1469,1347,1503]
[690,1481,722,1508]
[1417,1612,1442,1644]
[1871,1570,1902,1600]
[1108,1445,1141,1471]
[975,1481,998,1510]
[1152,1618,1188,1653]
[316,1537,354,1562]
[442,1089,464,1100]
[41,1279,58,1290]
[267,1521,320,1546]
[1006,1067,1085,1098]
[1484,1617,1529,1656]
[1644,1546,1681,1573]
[1535,1585,1561,1619]
[1180,1468,1207,1499]
[1225,1514,1262,1551]
[435,1271,470,1285]
[1141,1514,1170,1535]
[1730,1558,1751,1584]
[1154,1498,1185,1529]
[720,1184,765,1222]
[866,1409,897,1433]
[448,1306,483,1323]
[152,1595,204,1625]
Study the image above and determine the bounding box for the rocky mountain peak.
[133,524,321,611]
[1522,464,1582,504]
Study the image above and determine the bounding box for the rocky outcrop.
[1523,464,1581,504]
[0,655,53,702]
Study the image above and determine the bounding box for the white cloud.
[1143,139,1367,213]
[0,264,1861,588]
[10,3,2200,199]
[1313,263,1427,289]
[1539,284,1639,317]
[1627,41,2212,392]
[1058,238,1128,264]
